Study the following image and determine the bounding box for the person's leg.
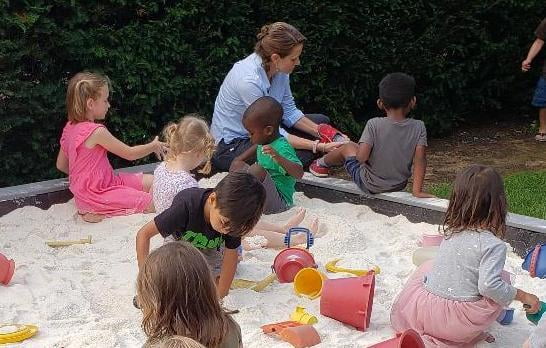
[540,107,546,134]
[245,213,321,249]
[252,207,306,234]
[141,174,154,192]
[211,138,254,172]
[309,142,358,177]
[247,164,288,214]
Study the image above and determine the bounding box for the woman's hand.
[319,141,348,153]
[150,136,168,160]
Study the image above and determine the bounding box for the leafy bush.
[1,0,545,186]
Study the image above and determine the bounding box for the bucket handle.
[284,227,314,249]
[530,244,541,278]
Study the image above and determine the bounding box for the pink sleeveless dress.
[60,121,152,216]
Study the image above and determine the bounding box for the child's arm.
[515,288,541,313]
[522,38,545,72]
[412,145,435,198]
[88,127,166,161]
[230,144,258,172]
[217,248,239,298]
[136,220,160,269]
[262,145,304,179]
[56,150,69,174]
[356,142,372,163]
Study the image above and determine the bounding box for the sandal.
[536,133,546,142]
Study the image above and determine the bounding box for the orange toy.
[261,321,321,347]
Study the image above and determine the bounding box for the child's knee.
[341,142,358,158]
[248,163,266,182]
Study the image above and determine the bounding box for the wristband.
[312,140,320,153]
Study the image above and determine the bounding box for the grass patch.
[429,171,546,220]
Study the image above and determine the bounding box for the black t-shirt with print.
[154,187,241,249]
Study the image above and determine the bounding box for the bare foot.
[309,217,324,237]
[283,207,306,231]
[80,212,104,223]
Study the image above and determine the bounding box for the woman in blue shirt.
[211,22,346,171]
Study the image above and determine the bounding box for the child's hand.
[150,136,168,160]
[262,145,279,159]
[522,59,532,72]
[522,292,541,314]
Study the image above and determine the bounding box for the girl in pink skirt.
[390,165,540,347]
[56,72,166,222]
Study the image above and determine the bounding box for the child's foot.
[309,159,329,177]
[309,217,325,237]
[80,212,104,223]
[283,207,306,231]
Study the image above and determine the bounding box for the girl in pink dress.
[56,72,166,222]
[390,165,540,347]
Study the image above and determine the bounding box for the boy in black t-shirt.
[136,172,266,298]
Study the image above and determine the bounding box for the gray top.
[530,314,546,348]
[358,116,427,193]
[424,229,517,306]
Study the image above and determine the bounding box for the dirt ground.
[332,119,546,189]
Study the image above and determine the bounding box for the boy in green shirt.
[231,96,303,214]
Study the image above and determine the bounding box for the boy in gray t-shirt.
[310,72,433,198]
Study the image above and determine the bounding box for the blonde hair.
[155,336,206,348]
[137,242,234,348]
[66,72,110,122]
[254,22,306,70]
[442,165,507,238]
[162,115,215,174]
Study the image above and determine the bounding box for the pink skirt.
[390,261,502,347]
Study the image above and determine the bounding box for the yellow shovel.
[231,273,277,292]
[325,258,380,276]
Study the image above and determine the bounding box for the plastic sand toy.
[293,268,327,299]
[0,324,38,344]
[231,274,277,292]
[46,235,92,248]
[325,258,380,276]
[0,252,15,285]
[290,306,318,325]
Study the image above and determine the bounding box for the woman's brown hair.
[66,72,110,122]
[254,22,306,70]
[162,115,215,174]
[137,242,234,348]
[442,164,507,238]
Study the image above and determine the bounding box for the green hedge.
[1,1,545,187]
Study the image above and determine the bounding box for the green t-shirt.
[257,136,302,205]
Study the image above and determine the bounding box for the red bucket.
[369,329,425,347]
[272,248,317,283]
[320,273,375,331]
[0,252,15,285]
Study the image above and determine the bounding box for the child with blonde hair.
[156,336,206,348]
[390,165,539,346]
[153,115,214,215]
[138,242,241,348]
[56,72,166,222]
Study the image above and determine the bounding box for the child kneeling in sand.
[390,165,539,346]
[138,242,241,348]
[230,96,303,214]
[136,172,265,297]
[309,73,432,198]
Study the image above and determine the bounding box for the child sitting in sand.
[152,115,214,215]
[152,116,318,248]
[138,242,241,348]
[56,72,166,222]
[523,314,546,347]
[136,172,265,298]
[390,165,539,346]
[309,72,433,198]
[230,96,303,214]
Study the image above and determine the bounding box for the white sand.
[1,174,544,347]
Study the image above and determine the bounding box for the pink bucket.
[320,273,375,331]
[272,248,317,283]
[421,233,444,247]
[0,252,15,286]
[369,329,425,347]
